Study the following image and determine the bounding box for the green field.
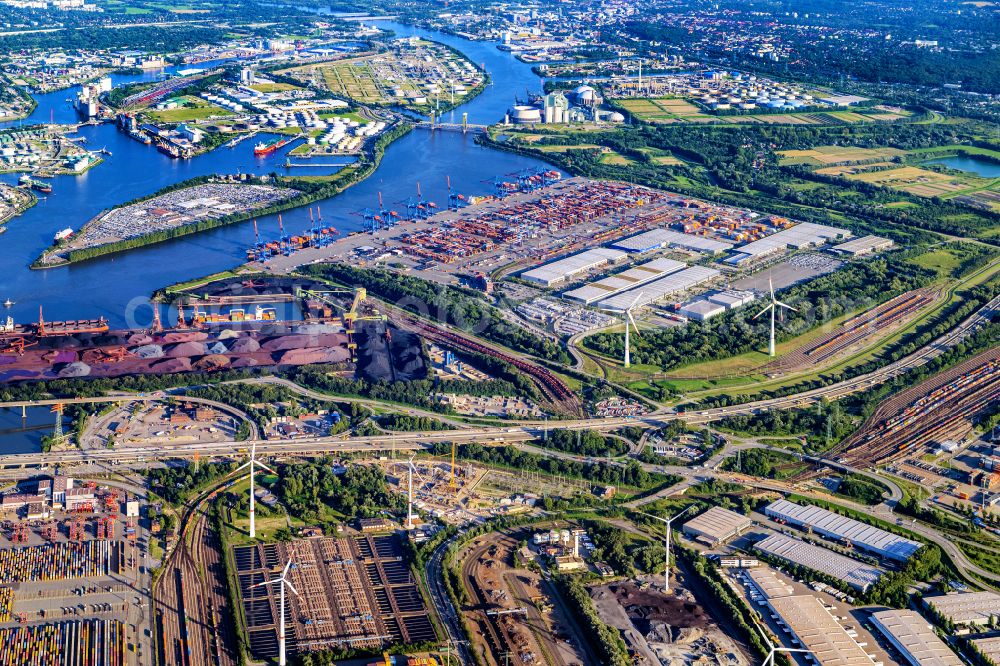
[145,95,232,122]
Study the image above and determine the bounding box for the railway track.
[460,536,542,666]
[816,347,1000,471]
[766,288,938,373]
[391,312,582,415]
[154,483,237,666]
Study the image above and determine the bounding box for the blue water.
[0,407,53,453]
[925,156,1000,178]
[0,21,555,327]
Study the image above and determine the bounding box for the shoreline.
[30,122,414,270]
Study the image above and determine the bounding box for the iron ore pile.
[0,322,351,382]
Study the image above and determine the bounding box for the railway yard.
[765,287,941,374]
[827,346,1000,470]
[277,38,485,111]
[155,491,235,666]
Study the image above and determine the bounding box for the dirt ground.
[591,576,750,666]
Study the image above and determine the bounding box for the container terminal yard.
[0,476,149,666]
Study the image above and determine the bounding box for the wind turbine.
[406,456,416,529]
[255,559,298,666]
[237,442,276,539]
[623,291,644,368]
[636,505,694,593]
[753,278,797,357]
[758,627,812,666]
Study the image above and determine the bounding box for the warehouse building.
[869,610,962,666]
[971,637,1000,664]
[745,567,794,599]
[754,534,883,593]
[726,222,851,265]
[562,257,685,305]
[924,591,1000,626]
[520,248,627,287]
[679,299,727,322]
[706,290,757,310]
[768,594,876,666]
[611,228,733,254]
[831,235,894,257]
[764,499,922,562]
[597,265,721,312]
[681,506,753,546]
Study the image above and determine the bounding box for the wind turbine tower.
[406,457,416,529]
[255,560,299,666]
[237,443,277,539]
[753,278,797,356]
[637,505,694,593]
[623,291,644,368]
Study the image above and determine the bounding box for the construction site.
[456,529,590,666]
[0,476,148,666]
[232,535,436,661]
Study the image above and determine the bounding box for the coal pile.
[355,322,427,383]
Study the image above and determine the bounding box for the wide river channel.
[0,21,556,326]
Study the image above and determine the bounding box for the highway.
[0,293,995,469]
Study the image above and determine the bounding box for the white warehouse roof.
[754,534,883,592]
[682,506,753,545]
[745,567,794,599]
[764,499,921,562]
[924,591,1000,625]
[520,248,627,287]
[732,222,851,259]
[611,227,733,254]
[562,257,685,305]
[870,610,963,666]
[597,265,720,312]
[768,595,876,666]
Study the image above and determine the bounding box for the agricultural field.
[278,38,484,110]
[844,165,1000,209]
[616,97,912,126]
[779,145,906,167]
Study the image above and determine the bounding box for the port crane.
[298,288,386,360]
[446,175,468,211]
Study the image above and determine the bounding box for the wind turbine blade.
[282,560,293,578]
[627,312,641,338]
[236,461,252,473]
[752,303,773,320]
[769,277,775,300]
[253,578,277,589]
[775,300,798,312]
[285,580,300,597]
[629,291,645,310]
[257,461,278,476]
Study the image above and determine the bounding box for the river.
[0,21,555,327]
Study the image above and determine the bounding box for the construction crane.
[450,441,457,490]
